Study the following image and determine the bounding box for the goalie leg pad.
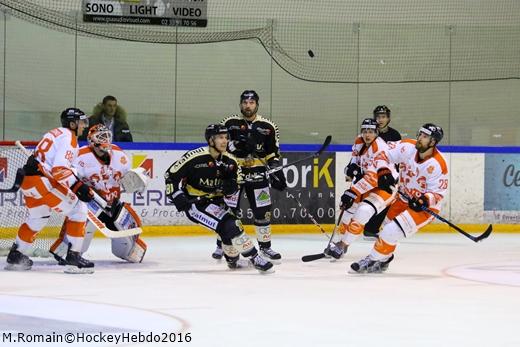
[111,236,147,263]
[114,203,142,230]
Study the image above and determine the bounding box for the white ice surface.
[1,233,520,347]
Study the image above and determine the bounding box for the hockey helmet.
[360,118,379,132]
[373,105,391,118]
[60,108,88,128]
[205,124,228,143]
[240,90,259,103]
[418,123,444,144]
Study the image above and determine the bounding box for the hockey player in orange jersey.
[324,118,397,259]
[50,124,147,263]
[350,123,448,273]
[4,108,95,273]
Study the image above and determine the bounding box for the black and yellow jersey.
[164,147,242,199]
[221,114,281,168]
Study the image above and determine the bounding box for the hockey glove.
[377,168,396,194]
[408,194,429,212]
[268,159,287,191]
[340,189,358,210]
[235,133,257,153]
[221,178,239,196]
[344,163,363,182]
[171,192,191,212]
[70,180,94,203]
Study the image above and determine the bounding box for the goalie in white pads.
[325,118,398,259]
[50,124,147,263]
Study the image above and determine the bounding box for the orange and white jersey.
[33,127,79,187]
[350,136,397,196]
[387,139,448,210]
[74,145,130,204]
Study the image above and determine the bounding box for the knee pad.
[111,236,147,263]
[393,211,420,237]
[379,221,406,245]
[217,215,244,240]
[26,215,50,232]
[353,202,378,225]
[363,193,391,215]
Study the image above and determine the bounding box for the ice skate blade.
[64,266,95,274]
[4,263,32,271]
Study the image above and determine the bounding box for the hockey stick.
[246,135,332,181]
[15,141,142,239]
[397,190,492,243]
[302,208,345,262]
[0,168,25,193]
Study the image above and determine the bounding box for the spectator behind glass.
[79,95,133,142]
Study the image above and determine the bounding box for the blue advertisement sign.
[484,154,520,211]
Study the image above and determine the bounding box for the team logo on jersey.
[0,157,7,182]
[427,165,435,174]
[132,154,153,178]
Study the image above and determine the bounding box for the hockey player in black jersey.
[164,124,274,273]
[211,90,286,263]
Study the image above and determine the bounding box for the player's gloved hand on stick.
[268,159,287,191]
[71,180,94,203]
[171,192,191,212]
[221,179,238,196]
[235,133,256,153]
[408,194,429,212]
[344,163,363,182]
[377,168,396,194]
[340,189,358,210]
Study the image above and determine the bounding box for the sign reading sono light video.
[484,153,520,223]
[82,0,208,27]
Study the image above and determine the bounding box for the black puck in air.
[308,50,315,58]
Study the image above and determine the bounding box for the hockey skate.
[64,249,95,274]
[212,245,224,260]
[259,247,282,264]
[350,254,394,274]
[225,255,251,270]
[324,242,348,260]
[4,243,33,271]
[250,254,274,274]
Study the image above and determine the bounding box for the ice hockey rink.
[1,232,519,347]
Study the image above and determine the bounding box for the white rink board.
[121,149,486,226]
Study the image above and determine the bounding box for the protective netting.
[1,0,520,83]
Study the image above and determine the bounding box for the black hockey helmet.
[418,123,444,144]
[373,105,391,118]
[240,90,259,103]
[60,107,88,128]
[360,118,379,132]
[205,124,228,143]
